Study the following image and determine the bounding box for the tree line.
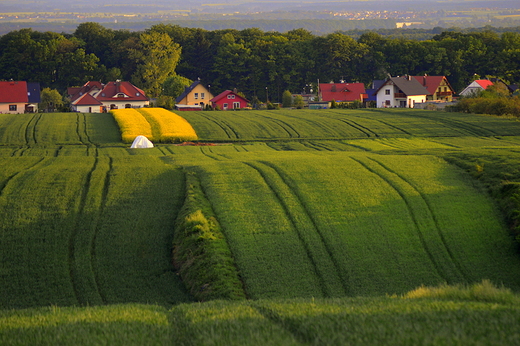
[0,22,519,103]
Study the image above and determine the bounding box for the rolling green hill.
[2,108,520,343]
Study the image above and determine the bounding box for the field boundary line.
[258,161,350,296]
[351,157,450,283]
[367,157,469,282]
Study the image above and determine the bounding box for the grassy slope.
[2,109,520,342]
[2,282,520,345]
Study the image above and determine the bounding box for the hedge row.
[172,170,246,301]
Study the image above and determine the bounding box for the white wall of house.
[376,86,396,108]
[72,105,103,113]
[102,100,149,110]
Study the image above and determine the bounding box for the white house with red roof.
[0,81,40,114]
[210,90,249,110]
[69,81,149,113]
[459,79,494,97]
[375,76,429,108]
[319,82,366,103]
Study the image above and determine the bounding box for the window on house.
[201,93,205,99]
[194,93,199,99]
[223,103,228,110]
[233,102,240,109]
[227,95,232,99]
[385,100,391,106]
[9,105,17,111]
[385,89,391,95]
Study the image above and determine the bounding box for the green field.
[2,108,520,343]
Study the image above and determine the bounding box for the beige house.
[175,80,213,110]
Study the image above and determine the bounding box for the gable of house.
[412,76,455,101]
[176,81,213,106]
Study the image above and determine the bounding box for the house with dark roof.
[375,76,430,108]
[459,79,494,97]
[210,90,249,110]
[411,76,455,102]
[175,80,213,110]
[319,82,366,103]
[68,81,149,113]
[0,81,40,114]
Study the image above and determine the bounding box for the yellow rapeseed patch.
[111,109,154,143]
[137,108,198,143]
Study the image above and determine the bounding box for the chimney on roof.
[423,74,427,86]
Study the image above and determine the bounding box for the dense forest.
[0,22,519,102]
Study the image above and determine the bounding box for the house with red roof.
[375,76,429,108]
[319,82,366,103]
[0,81,40,114]
[459,79,494,97]
[68,80,149,113]
[412,76,455,102]
[210,90,249,110]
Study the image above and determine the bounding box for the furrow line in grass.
[367,157,470,283]
[351,114,413,136]
[197,113,237,139]
[76,113,87,146]
[157,146,169,155]
[243,161,329,297]
[338,118,377,137]
[260,114,301,138]
[10,146,22,157]
[0,157,45,198]
[410,113,496,137]
[308,141,334,151]
[82,114,94,145]
[300,141,324,151]
[199,147,224,161]
[24,113,38,145]
[323,111,378,137]
[31,113,43,145]
[351,157,450,283]
[54,145,63,157]
[91,157,113,304]
[250,303,308,345]
[69,158,99,306]
[260,161,351,297]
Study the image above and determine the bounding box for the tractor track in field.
[351,157,451,283]
[243,161,329,297]
[199,146,225,161]
[69,157,108,306]
[325,111,380,138]
[260,113,302,138]
[89,157,113,304]
[351,114,413,136]
[407,113,498,137]
[249,160,350,297]
[0,157,45,198]
[250,303,309,345]
[367,157,469,283]
[23,113,39,145]
[197,113,238,140]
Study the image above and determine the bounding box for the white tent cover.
[131,135,154,148]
